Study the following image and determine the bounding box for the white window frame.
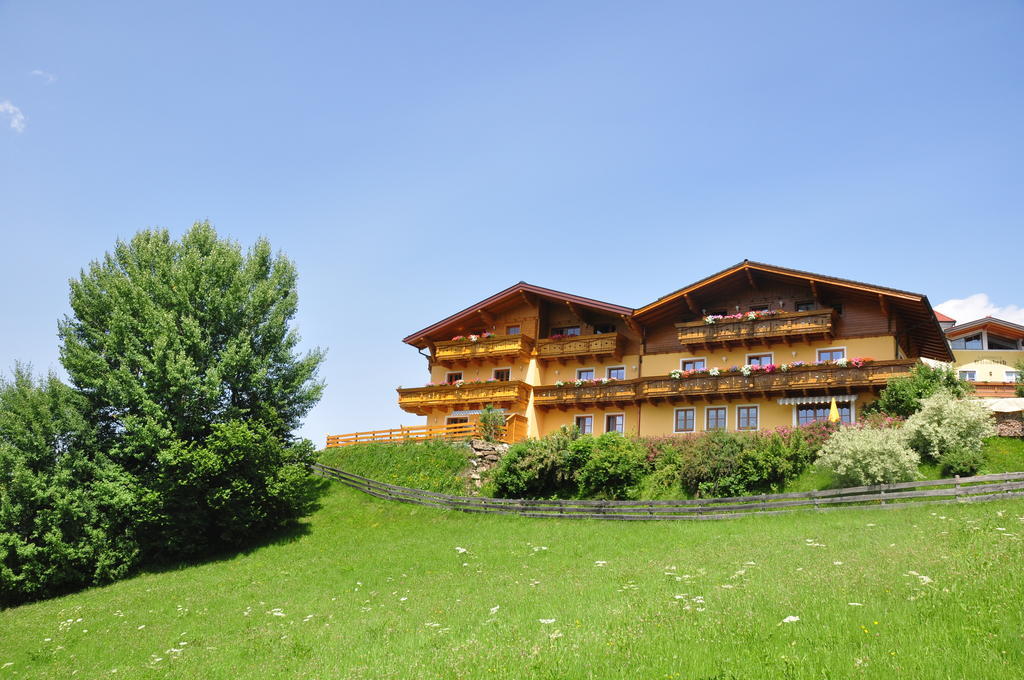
[959,370,976,382]
[745,352,774,366]
[704,406,728,431]
[492,366,512,381]
[574,414,594,435]
[445,371,463,384]
[576,367,596,381]
[816,346,847,362]
[735,404,759,431]
[606,365,626,380]
[604,412,625,434]
[679,357,707,371]
[1005,370,1019,382]
[673,407,696,433]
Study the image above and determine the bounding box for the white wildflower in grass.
[549,630,563,639]
[906,571,934,585]
[848,603,864,606]
[594,560,607,567]
[268,608,285,617]
[532,546,548,552]
[425,622,441,628]
[455,546,468,554]
[137,625,146,629]
[744,561,756,566]
[781,616,800,624]
[673,594,686,599]
[539,618,556,624]
[399,597,408,602]
[719,584,734,589]
[833,561,844,566]
[996,527,1006,531]
[489,605,500,614]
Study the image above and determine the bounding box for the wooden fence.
[310,463,1024,520]
[325,414,529,448]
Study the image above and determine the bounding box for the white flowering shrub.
[902,392,996,467]
[816,427,920,486]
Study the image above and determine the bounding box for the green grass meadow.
[3,476,1024,679]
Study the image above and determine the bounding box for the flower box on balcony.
[433,334,535,366]
[675,309,835,349]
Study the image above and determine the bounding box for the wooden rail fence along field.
[310,463,1024,521]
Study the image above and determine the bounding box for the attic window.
[551,326,580,337]
[748,305,769,313]
[593,323,616,334]
[988,334,1019,350]
[795,301,815,312]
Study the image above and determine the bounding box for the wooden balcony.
[397,380,531,415]
[532,360,916,409]
[535,332,625,364]
[433,334,534,367]
[675,310,834,349]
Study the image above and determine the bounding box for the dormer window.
[950,333,983,350]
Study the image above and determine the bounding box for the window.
[988,334,1019,350]
[674,408,696,433]
[746,353,773,366]
[737,406,758,431]
[817,348,846,362]
[551,326,581,337]
[445,372,463,384]
[574,415,593,434]
[1006,371,1020,382]
[446,416,469,425]
[950,333,983,350]
[680,358,706,371]
[797,403,852,425]
[748,305,769,312]
[593,323,616,334]
[959,370,976,381]
[795,301,815,312]
[705,407,727,431]
[606,366,626,380]
[493,368,511,381]
[705,309,727,317]
[605,413,624,433]
[576,368,595,381]
[506,325,521,335]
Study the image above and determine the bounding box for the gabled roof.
[934,310,956,323]
[945,316,1024,339]
[403,282,633,347]
[634,260,953,361]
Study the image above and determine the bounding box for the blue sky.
[1,1,1022,443]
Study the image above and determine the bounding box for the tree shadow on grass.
[136,474,334,577]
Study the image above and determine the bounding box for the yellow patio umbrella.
[828,397,841,423]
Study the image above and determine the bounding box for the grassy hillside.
[2,480,1023,679]
[318,440,472,494]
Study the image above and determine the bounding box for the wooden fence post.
[954,475,961,502]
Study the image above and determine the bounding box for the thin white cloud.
[0,100,26,133]
[30,69,56,84]
[935,293,1024,326]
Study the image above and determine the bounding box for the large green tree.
[0,366,138,607]
[58,223,325,557]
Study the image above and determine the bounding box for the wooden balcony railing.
[398,380,531,415]
[675,310,834,349]
[326,414,529,447]
[535,332,625,363]
[532,360,916,408]
[433,334,534,366]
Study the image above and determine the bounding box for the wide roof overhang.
[403,282,633,348]
[634,260,953,361]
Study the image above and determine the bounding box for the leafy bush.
[489,426,582,498]
[867,364,973,418]
[0,368,139,608]
[938,447,987,477]
[816,427,920,485]
[574,434,649,499]
[477,405,505,443]
[902,393,996,472]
